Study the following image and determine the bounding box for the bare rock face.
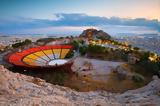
[116,75,160,105]
[115,65,129,80]
[0,65,160,106]
[0,65,119,106]
[79,29,111,40]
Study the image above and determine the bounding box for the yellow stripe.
[43,50,53,55]
[52,49,61,58]
[52,49,61,54]
[34,51,46,57]
[25,54,39,60]
[23,58,37,66]
[22,48,70,66]
[60,49,70,58]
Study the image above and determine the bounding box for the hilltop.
[79,29,111,40]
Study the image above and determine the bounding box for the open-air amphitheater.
[8,45,73,67]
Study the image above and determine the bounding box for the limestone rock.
[115,65,129,80]
[79,29,111,40]
[0,65,160,106]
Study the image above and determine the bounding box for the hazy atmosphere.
[0,0,160,35]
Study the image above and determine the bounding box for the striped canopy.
[8,45,72,67]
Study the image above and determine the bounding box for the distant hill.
[79,29,111,40]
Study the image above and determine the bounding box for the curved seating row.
[8,45,72,67]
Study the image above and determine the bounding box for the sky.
[0,0,160,35]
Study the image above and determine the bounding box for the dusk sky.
[0,0,160,35]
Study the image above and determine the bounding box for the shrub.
[79,46,87,56]
[140,51,150,61]
[41,70,68,86]
[87,44,105,54]
[133,47,140,51]
[132,73,144,83]
[65,50,74,58]
[12,39,32,48]
[138,61,160,76]
[24,39,32,44]
[36,38,55,44]
[70,40,79,51]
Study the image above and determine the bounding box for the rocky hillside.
[79,29,111,40]
[0,65,160,106]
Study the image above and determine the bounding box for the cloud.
[0,13,160,34]
[8,26,98,35]
[53,14,160,31]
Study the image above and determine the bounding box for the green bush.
[140,51,150,61]
[65,50,74,58]
[87,44,105,54]
[138,61,160,76]
[70,40,79,51]
[44,70,68,86]
[12,39,32,48]
[36,38,55,44]
[79,46,87,56]
[132,73,145,83]
[133,47,140,51]
[24,39,32,44]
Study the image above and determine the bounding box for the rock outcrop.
[79,29,111,40]
[0,65,160,106]
[116,75,160,105]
